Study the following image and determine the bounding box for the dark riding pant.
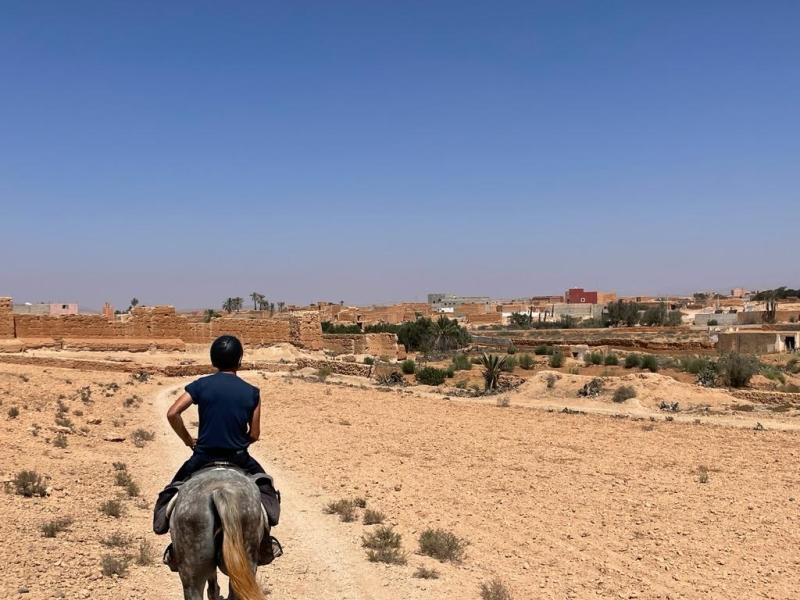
[153,448,281,535]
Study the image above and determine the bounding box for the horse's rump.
[170,467,266,600]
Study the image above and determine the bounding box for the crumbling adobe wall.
[14,314,128,339]
[467,312,503,325]
[363,333,398,357]
[323,335,357,354]
[61,338,186,352]
[322,333,398,358]
[0,297,14,339]
[457,303,490,316]
[296,358,372,377]
[184,319,292,346]
[287,311,323,350]
[5,300,323,350]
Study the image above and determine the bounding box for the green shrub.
[8,407,19,419]
[624,354,641,369]
[99,500,124,518]
[786,358,800,374]
[324,498,356,522]
[604,353,619,366]
[12,470,47,497]
[135,539,155,566]
[613,386,637,403]
[548,351,564,368]
[41,517,73,538]
[518,354,534,370]
[506,345,517,355]
[445,366,456,379]
[419,528,467,562]
[101,554,130,578]
[480,578,513,600]
[763,369,786,385]
[363,357,375,365]
[132,429,155,448]
[362,525,406,564]
[707,319,719,326]
[682,357,710,375]
[415,367,447,386]
[363,509,385,525]
[640,354,659,373]
[317,365,332,381]
[455,379,468,389]
[126,480,140,497]
[534,345,554,356]
[452,354,472,371]
[400,359,416,375]
[114,471,133,487]
[584,352,602,365]
[501,356,517,372]
[413,566,440,579]
[717,353,759,388]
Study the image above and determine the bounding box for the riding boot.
[153,486,179,535]
[258,481,281,527]
[257,532,283,566]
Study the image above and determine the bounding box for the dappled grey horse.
[169,467,267,600]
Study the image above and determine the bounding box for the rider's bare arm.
[248,400,261,444]
[167,392,196,449]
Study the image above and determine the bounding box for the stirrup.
[162,543,179,572]
[271,536,283,559]
[258,535,283,566]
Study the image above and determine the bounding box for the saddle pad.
[166,466,269,527]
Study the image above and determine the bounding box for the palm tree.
[250,292,261,311]
[268,302,275,316]
[130,298,139,308]
[277,301,285,313]
[428,316,462,352]
[203,309,220,323]
[233,297,244,312]
[480,353,507,390]
[222,298,235,314]
[257,295,268,311]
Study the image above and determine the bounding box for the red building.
[565,288,599,304]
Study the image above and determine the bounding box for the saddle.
[165,462,272,527]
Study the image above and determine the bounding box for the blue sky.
[1,1,798,310]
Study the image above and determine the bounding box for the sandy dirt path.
[150,383,425,600]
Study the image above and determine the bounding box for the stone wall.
[323,335,358,354]
[1,298,323,350]
[456,303,490,316]
[0,297,14,339]
[322,333,398,358]
[473,328,714,351]
[466,312,503,325]
[296,358,373,377]
[695,313,739,327]
[730,389,800,405]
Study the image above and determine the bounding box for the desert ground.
[2,348,800,600]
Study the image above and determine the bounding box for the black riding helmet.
[210,335,244,370]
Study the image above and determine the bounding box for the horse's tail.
[211,488,265,600]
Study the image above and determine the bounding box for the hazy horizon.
[2,2,798,310]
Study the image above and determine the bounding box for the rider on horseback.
[153,335,282,568]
